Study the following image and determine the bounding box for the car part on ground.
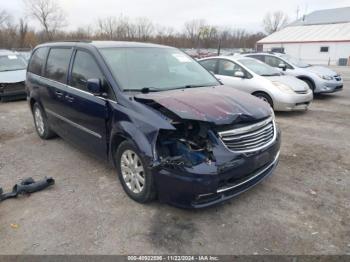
[199,56,313,111]
[243,52,343,94]
[0,177,55,202]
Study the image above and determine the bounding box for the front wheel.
[253,92,274,108]
[115,141,156,203]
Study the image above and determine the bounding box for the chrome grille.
[218,117,276,153]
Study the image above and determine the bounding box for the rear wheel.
[115,140,156,203]
[253,92,273,108]
[32,103,56,139]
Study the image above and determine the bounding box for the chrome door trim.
[46,109,102,139]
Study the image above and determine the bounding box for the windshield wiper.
[123,87,164,93]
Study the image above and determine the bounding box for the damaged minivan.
[26,41,281,208]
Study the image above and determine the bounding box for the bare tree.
[0,10,11,28]
[135,17,154,40]
[184,19,205,46]
[18,19,28,47]
[262,11,289,34]
[24,0,67,40]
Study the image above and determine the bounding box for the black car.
[26,41,281,208]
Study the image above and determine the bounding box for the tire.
[115,140,156,203]
[32,102,56,139]
[253,92,273,108]
[302,79,315,93]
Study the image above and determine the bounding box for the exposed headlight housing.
[272,81,295,94]
[317,74,333,80]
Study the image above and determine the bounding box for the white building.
[257,7,350,66]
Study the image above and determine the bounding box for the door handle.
[55,90,64,98]
[65,94,75,103]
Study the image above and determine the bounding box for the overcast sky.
[2,0,350,32]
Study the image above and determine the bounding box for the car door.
[62,49,113,157]
[215,59,251,93]
[262,55,295,74]
[41,47,74,136]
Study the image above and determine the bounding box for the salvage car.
[199,56,313,111]
[26,41,281,208]
[244,52,343,94]
[0,49,27,101]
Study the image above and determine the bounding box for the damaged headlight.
[156,121,214,167]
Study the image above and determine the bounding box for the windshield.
[99,47,219,91]
[238,58,281,76]
[0,55,27,72]
[281,54,310,68]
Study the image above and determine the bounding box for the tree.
[18,19,28,47]
[24,0,67,40]
[0,10,11,28]
[262,11,289,34]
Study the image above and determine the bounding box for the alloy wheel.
[34,107,45,136]
[120,150,145,194]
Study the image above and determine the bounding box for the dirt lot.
[0,66,349,255]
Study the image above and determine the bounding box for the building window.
[320,46,329,53]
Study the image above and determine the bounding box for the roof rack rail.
[46,40,92,43]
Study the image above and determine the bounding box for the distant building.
[257,7,350,66]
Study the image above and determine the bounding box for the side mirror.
[234,71,245,78]
[87,79,103,95]
[278,63,287,71]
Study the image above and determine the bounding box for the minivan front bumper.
[153,131,281,208]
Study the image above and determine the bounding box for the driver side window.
[71,50,115,100]
[264,56,291,69]
[218,60,244,77]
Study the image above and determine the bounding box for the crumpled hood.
[268,75,309,92]
[306,66,338,76]
[0,70,26,83]
[134,86,271,125]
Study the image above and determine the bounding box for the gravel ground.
[0,66,349,255]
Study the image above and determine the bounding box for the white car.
[244,53,343,94]
[199,56,313,111]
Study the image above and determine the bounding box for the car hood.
[268,75,309,92]
[306,66,338,76]
[0,70,26,83]
[134,86,271,125]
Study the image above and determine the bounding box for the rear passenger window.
[45,48,72,84]
[28,47,48,76]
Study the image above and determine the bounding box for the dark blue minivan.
[26,41,281,208]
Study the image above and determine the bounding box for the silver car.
[244,53,343,94]
[0,49,27,101]
[199,56,313,111]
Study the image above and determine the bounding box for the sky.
[2,0,350,32]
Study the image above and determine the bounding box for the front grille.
[218,117,276,153]
[2,82,25,93]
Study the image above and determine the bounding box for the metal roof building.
[257,7,350,65]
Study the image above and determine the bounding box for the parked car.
[26,41,281,208]
[243,52,343,94]
[0,49,27,101]
[199,56,313,111]
[16,51,32,62]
